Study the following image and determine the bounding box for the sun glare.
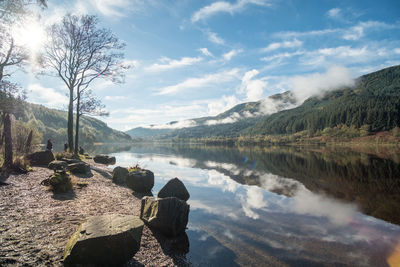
[13,18,46,60]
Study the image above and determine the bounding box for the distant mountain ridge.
[126,65,400,139]
[126,91,296,139]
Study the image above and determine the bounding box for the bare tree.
[0,0,46,168]
[43,14,128,154]
[75,89,108,153]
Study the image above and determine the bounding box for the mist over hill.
[126,65,400,140]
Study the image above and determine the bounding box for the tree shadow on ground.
[72,171,94,179]
[125,258,145,267]
[148,227,190,266]
[52,189,76,201]
[91,167,112,179]
[0,171,10,185]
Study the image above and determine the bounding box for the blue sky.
[12,0,400,131]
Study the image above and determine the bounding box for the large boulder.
[112,166,129,184]
[64,214,144,266]
[94,154,116,165]
[157,178,190,201]
[68,162,90,174]
[140,196,189,237]
[126,169,154,193]
[26,150,54,166]
[48,160,68,171]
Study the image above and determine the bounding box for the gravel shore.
[0,162,189,266]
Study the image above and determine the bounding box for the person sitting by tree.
[46,139,53,151]
[79,146,84,155]
[64,143,68,152]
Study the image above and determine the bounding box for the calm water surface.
[100,144,400,266]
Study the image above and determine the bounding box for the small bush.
[12,156,33,172]
[48,171,72,192]
[128,163,141,172]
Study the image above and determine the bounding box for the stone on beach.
[126,169,154,193]
[157,177,190,201]
[93,154,116,165]
[140,196,189,238]
[26,150,55,166]
[68,162,91,174]
[48,160,68,171]
[112,166,129,184]
[63,214,144,266]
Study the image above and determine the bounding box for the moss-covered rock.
[64,214,144,266]
[68,162,90,174]
[48,160,68,171]
[94,154,116,165]
[112,166,129,184]
[26,150,54,166]
[48,172,72,192]
[126,169,154,193]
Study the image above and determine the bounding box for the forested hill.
[126,65,400,140]
[15,101,131,144]
[246,65,400,136]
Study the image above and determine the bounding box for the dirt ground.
[0,161,189,266]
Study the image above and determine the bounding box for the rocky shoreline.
[0,160,189,266]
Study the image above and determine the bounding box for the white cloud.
[291,189,356,225]
[88,0,133,17]
[207,170,240,193]
[223,49,243,61]
[120,59,140,69]
[145,119,197,129]
[273,28,339,39]
[191,0,271,23]
[27,83,68,108]
[342,21,398,41]
[289,65,355,103]
[261,51,304,62]
[145,56,202,72]
[199,48,214,57]
[274,20,399,41]
[239,186,268,219]
[107,103,209,129]
[205,112,241,125]
[261,39,302,53]
[104,96,127,101]
[207,95,241,116]
[155,68,240,95]
[299,46,376,67]
[207,31,225,45]
[240,69,267,101]
[327,8,341,19]
[258,97,296,115]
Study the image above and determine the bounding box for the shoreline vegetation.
[132,128,400,150]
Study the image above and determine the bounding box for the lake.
[97,144,400,266]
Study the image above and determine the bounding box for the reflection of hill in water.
[129,144,400,225]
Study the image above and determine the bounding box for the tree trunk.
[25,130,33,154]
[68,88,74,152]
[74,92,80,155]
[3,113,13,168]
